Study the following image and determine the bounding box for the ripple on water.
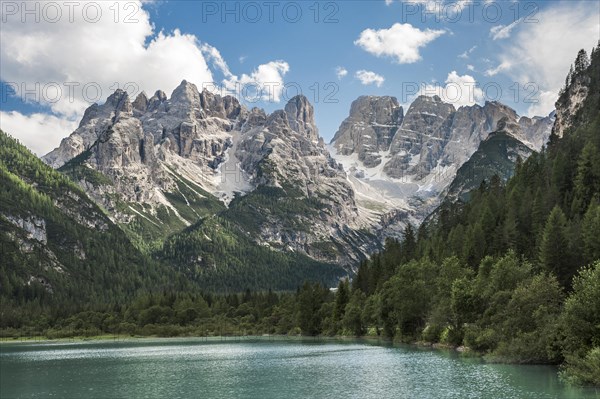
[1,340,599,399]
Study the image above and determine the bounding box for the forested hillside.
[338,45,600,384]
[161,215,345,292]
[0,130,188,327]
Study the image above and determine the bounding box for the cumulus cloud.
[200,44,290,102]
[484,1,599,116]
[419,71,484,108]
[336,67,348,80]
[355,23,445,64]
[527,90,560,118]
[0,1,214,119]
[0,111,78,155]
[355,70,385,87]
[0,0,290,153]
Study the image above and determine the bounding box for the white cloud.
[355,70,385,87]
[201,44,233,78]
[458,45,477,59]
[485,2,599,116]
[355,23,445,64]
[526,90,559,118]
[0,0,290,153]
[0,111,78,155]
[223,61,290,102]
[201,44,289,102]
[0,1,214,119]
[419,71,484,108]
[485,61,511,77]
[467,64,475,71]
[490,18,523,40]
[336,67,348,80]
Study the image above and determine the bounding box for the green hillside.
[0,130,187,328]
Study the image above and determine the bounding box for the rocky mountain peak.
[199,89,243,120]
[102,89,133,119]
[242,107,267,132]
[346,95,403,126]
[132,92,149,113]
[495,116,522,136]
[407,94,455,116]
[147,90,167,112]
[331,95,404,168]
[554,64,592,138]
[170,80,201,106]
[284,95,318,140]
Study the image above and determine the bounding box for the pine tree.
[352,261,370,294]
[402,223,417,262]
[539,206,572,288]
[565,65,574,89]
[574,49,590,75]
[333,279,349,325]
[572,143,600,215]
[582,202,600,265]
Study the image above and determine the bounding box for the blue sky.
[1,0,599,154]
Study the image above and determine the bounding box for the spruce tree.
[539,206,572,288]
[402,223,417,262]
[574,49,590,75]
[572,143,600,215]
[333,279,350,325]
[582,202,600,265]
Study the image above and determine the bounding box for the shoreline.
[0,333,477,358]
[0,334,391,345]
[0,334,571,373]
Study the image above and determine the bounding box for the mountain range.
[1,79,555,294]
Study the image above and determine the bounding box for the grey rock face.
[5,215,47,244]
[284,95,319,141]
[554,73,590,138]
[332,96,403,167]
[384,95,455,179]
[233,95,375,265]
[132,92,149,114]
[43,80,246,223]
[332,95,552,184]
[43,85,375,269]
[518,114,555,149]
[329,94,554,242]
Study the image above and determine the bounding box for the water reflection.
[1,339,598,399]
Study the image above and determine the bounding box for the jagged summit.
[284,95,318,140]
[42,84,374,268]
[329,94,555,237]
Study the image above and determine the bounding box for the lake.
[1,338,598,398]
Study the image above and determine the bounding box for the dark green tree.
[539,206,572,288]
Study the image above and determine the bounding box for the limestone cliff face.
[329,95,554,239]
[332,96,403,168]
[44,82,245,233]
[232,96,374,266]
[554,71,591,139]
[43,82,555,269]
[43,84,375,269]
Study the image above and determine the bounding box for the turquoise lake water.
[1,338,599,398]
